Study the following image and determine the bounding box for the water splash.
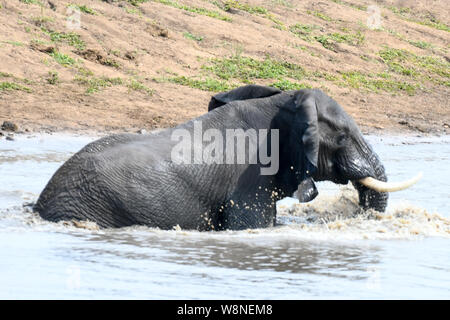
[3,187,448,242]
[277,186,450,240]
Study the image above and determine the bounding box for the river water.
[0,133,449,299]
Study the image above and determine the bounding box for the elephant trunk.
[352,141,389,212]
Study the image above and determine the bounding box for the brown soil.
[0,0,449,135]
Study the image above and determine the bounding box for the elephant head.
[209,85,420,213]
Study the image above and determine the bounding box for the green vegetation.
[0,72,13,78]
[125,7,141,15]
[167,76,233,92]
[386,29,438,51]
[223,0,267,14]
[75,75,123,94]
[408,40,432,49]
[330,0,366,11]
[289,22,365,50]
[75,72,153,95]
[212,0,284,27]
[127,0,149,6]
[202,55,306,83]
[417,19,450,32]
[19,0,43,5]
[153,0,232,22]
[270,79,311,90]
[289,24,317,42]
[270,0,293,8]
[166,55,311,92]
[69,4,97,15]
[378,46,450,87]
[46,71,59,85]
[314,31,365,50]
[32,16,54,26]
[127,79,154,95]
[2,40,24,46]
[307,10,333,22]
[387,5,450,32]
[42,28,86,50]
[0,81,32,93]
[183,32,204,42]
[340,71,418,95]
[49,51,76,66]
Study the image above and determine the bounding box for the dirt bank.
[0,0,448,135]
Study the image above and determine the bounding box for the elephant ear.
[208,85,281,111]
[289,90,319,181]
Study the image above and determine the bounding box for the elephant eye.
[337,133,348,146]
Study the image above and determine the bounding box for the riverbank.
[0,0,449,136]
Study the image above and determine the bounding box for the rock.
[30,42,56,54]
[75,49,119,68]
[1,121,18,132]
[137,129,147,134]
[48,1,56,10]
[146,24,169,38]
[158,28,169,38]
[124,51,136,60]
[6,135,14,141]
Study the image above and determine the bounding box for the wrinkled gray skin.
[35,85,388,230]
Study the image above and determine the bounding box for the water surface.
[0,133,449,299]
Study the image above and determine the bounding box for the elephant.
[34,85,419,230]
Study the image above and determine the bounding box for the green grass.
[49,51,76,66]
[46,71,59,85]
[69,4,97,15]
[387,5,450,32]
[223,0,267,14]
[314,31,365,50]
[0,72,13,78]
[289,23,365,50]
[42,28,86,50]
[167,76,233,92]
[379,46,450,81]
[125,7,141,15]
[307,10,333,22]
[330,0,366,11]
[2,40,24,46]
[0,81,32,93]
[127,79,154,95]
[213,0,284,27]
[203,55,306,82]
[270,79,311,90]
[19,0,43,5]
[408,40,433,49]
[417,19,450,32]
[340,71,418,95]
[75,76,123,94]
[32,16,54,25]
[127,0,149,6]
[289,24,317,42]
[270,0,293,8]
[166,55,311,92]
[153,0,232,22]
[183,32,203,42]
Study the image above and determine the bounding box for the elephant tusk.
[358,172,423,192]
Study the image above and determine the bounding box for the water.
[0,133,449,299]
